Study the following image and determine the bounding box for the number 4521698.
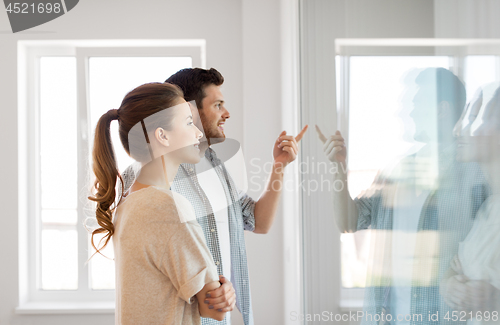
[444,311,498,322]
[5,3,62,14]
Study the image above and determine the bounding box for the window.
[300,38,500,317]
[340,55,451,289]
[335,42,500,298]
[18,40,204,311]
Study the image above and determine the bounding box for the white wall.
[241,0,289,324]
[0,1,289,324]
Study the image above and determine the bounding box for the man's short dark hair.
[165,68,224,110]
[415,67,466,123]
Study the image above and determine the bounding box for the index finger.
[295,125,309,142]
[315,125,327,143]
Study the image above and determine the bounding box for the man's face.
[199,84,230,145]
[410,85,439,143]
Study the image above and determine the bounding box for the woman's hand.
[203,275,236,312]
[450,255,464,275]
[196,276,229,321]
[441,274,471,312]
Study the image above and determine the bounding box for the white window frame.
[17,40,205,314]
[300,37,500,319]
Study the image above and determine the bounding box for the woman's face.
[457,98,500,163]
[161,100,203,164]
[456,135,494,163]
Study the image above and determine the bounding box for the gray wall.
[434,0,500,38]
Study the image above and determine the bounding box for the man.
[316,68,488,325]
[125,67,307,325]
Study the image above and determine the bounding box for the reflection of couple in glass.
[316,67,499,325]
[88,68,307,324]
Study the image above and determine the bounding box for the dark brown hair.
[165,68,224,110]
[88,82,183,255]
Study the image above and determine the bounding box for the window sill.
[339,299,364,312]
[16,301,115,315]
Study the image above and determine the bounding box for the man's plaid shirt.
[355,150,489,325]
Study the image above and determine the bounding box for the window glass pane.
[89,233,115,290]
[40,57,77,210]
[39,57,78,291]
[341,230,371,288]
[41,209,77,225]
[88,57,192,173]
[348,56,450,198]
[41,215,78,290]
[464,55,497,102]
[341,56,450,288]
[87,56,192,290]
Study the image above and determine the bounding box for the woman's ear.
[155,128,169,147]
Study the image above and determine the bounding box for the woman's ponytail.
[88,108,123,255]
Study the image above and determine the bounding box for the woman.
[442,85,500,325]
[88,82,226,324]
